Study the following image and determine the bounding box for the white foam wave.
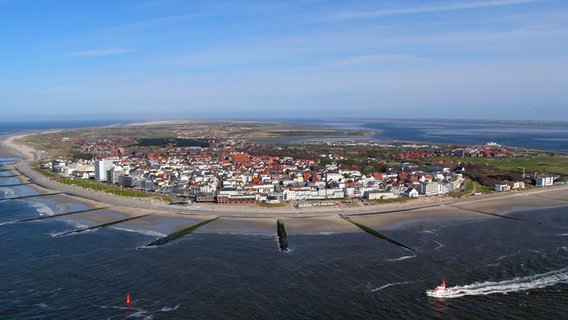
[160,303,181,312]
[433,240,444,250]
[51,227,94,237]
[126,310,153,319]
[441,267,568,298]
[110,226,167,237]
[28,200,55,216]
[386,255,416,262]
[50,219,90,235]
[0,187,15,197]
[372,281,413,292]
[99,300,180,319]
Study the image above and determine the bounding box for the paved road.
[11,159,568,219]
[13,160,160,210]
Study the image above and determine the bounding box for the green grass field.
[33,166,172,202]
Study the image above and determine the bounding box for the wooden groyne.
[56,214,151,236]
[145,218,218,247]
[277,219,289,252]
[16,207,115,223]
[0,174,22,178]
[1,192,61,201]
[0,206,114,226]
[340,215,415,252]
[0,182,32,187]
[454,206,542,224]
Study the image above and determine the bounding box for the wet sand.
[2,133,568,233]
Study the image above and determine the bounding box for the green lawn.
[432,153,568,176]
[33,166,172,202]
[257,201,287,208]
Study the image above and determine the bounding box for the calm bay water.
[1,120,568,319]
[317,119,568,153]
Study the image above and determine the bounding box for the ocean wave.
[433,240,444,250]
[98,298,181,319]
[385,255,416,262]
[0,187,15,198]
[160,303,181,312]
[50,219,91,235]
[110,226,167,237]
[27,200,56,216]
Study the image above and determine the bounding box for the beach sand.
[2,133,568,234]
[0,134,39,160]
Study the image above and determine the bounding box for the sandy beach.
[1,133,568,233]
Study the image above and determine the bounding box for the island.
[1,120,567,237]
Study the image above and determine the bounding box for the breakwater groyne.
[56,214,151,236]
[277,219,289,252]
[340,215,415,252]
[145,218,218,247]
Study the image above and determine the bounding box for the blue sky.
[1,0,567,121]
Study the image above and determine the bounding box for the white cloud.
[326,0,543,20]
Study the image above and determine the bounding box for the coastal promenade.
[2,133,568,232]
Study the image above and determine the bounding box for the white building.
[403,187,419,198]
[536,176,554,187]
[495,183,511,192]
[419,182,444,196]
[325,172,343,183]
[364,191,397,200]
[94,159,114,181]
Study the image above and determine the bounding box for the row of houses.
[48,150,466,205]
[495,176,556,191]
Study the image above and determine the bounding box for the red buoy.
[125,294,131,305]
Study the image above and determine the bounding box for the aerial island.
[2,120,568,235]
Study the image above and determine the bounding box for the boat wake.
[372,281,414,292]
[441,267,568,298]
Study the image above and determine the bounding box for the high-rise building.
[94,159,113,181]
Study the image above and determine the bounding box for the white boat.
[425,280,454,298]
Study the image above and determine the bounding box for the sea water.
[1,190,567,319]
[360,119,568,153]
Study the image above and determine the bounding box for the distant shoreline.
[1,131,568,233]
